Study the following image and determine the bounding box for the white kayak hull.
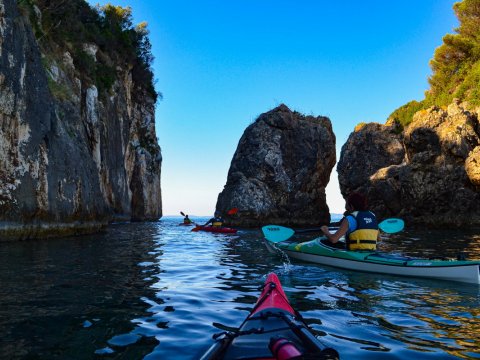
[265,239,480,284]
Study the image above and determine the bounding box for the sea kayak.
[200,273,339,360]
[262,226,480,284]
[178,222,194,226]
[192,225,237,234]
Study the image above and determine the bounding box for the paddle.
[261,225,295,243]
[294,227,326,234]
[290,220,341,234]
[262,218,405,244]
[180,211,186,216]
[378,218,404,234]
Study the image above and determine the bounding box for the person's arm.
[203,218,213,226]
[321,218,349,244]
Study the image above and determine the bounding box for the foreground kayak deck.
[264,238,480,284]
[200,273,339,360]
[192,225,238,234]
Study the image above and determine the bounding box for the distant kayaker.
[183,215,192,224]
[203,212,224,227]
[320,192,379,250]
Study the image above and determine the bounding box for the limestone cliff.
[0,0,162,240]
[338,101,480,227]
[216,104,336,227]
[338,0,480,227]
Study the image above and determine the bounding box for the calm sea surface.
[1,216,479,359]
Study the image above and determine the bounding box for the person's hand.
[320,225,329,234]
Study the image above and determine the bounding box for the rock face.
[338,102,480,227]
[0,1,162,240]
[216,104,336,227]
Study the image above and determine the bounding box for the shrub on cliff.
[387,100,425,129]
[19,0,158,101]
[426,0,480,107]
[388,0,480,127]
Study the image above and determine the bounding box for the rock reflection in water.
[0,218,479,359]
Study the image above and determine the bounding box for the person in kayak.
[203,211,224,227]
[183,214,192,224]
[320,192,379,250]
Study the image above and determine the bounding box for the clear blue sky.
[89,0,458,216]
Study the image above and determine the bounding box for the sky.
[88,0,458,215]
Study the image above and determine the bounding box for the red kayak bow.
[200,273,339,360]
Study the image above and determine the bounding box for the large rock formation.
[216,104,336,227]
[0,0,161,240]
[338,101,480,227]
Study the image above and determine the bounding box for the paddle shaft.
[294,225,338,234]
[296,218,403,234]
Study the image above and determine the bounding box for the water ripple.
[0,218,479,359]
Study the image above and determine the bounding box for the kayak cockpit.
[203,308,338,360]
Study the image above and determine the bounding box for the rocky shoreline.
[0,0,161,240]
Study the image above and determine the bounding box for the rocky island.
[216,104,336,227]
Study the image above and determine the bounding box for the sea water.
[0,217,479,359]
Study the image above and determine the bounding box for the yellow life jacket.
[212,217,223,227]
[346,211,379,251]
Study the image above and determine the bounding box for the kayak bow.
[200,273,339,360]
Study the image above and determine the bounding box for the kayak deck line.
[200,273,340,359]
[296,239,480,268]
[264,238,480,284]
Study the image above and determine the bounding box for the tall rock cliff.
[338,0,480,228]
[338,101,480,227]
[0,0,162,240]
[216,104,336,227]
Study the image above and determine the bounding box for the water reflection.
[0,222,162,359]
[284,270,480,359]
[0,218,479,359]
[381,228,480,260]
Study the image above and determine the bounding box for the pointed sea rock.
[216,104,336,227]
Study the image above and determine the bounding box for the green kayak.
[262,225,480,284]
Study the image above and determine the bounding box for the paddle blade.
[378,218,404,234]
[180,211,185,216]
[191,225,201,232]
[262,225,295,243]
[227,208,238,215]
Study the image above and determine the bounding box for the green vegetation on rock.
[388,0,480,128]
[427,0,480,107]
[387,100,425,128]
[19,0,159,102]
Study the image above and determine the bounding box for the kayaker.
[183,215,192,224]
[320,192,379,250]
[203,211,224,227]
